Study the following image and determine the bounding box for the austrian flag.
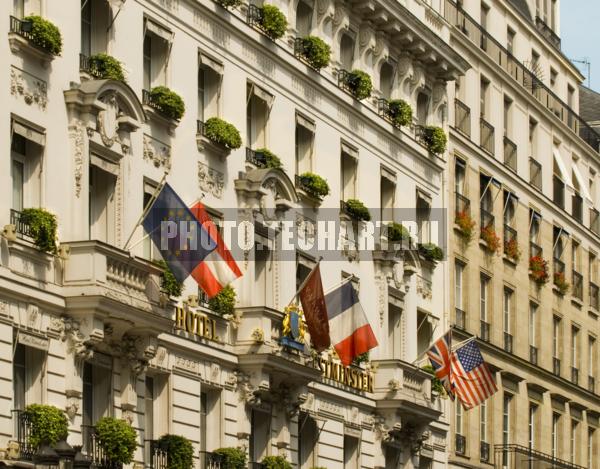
[189,202,242,298]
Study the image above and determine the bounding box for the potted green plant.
[297,36,331,70]
[297,172,330,199]
[22,15,62,55]
[257,4,287,40]
[156,260,183,298]
[20,208,58,254]
[420,126,447,155]
[156,435,194,469]
[148,86,185,121]
[261,456,292,469]
[554,271,570,295]
[418,243,444,263]
[455,211,476,243]
[25,404,68,449]
[212,447,247,469]
[529,256,549,285]
[386,222,410,243]
[255,148,283,169]
[421,365,446,396]
[343,199,371,222]
[387,99,412,127]
[215,0,242,8]
[504,238,521,262]
[480,225,501,254]
[203,117,243,150]
[208,285,236,317]
[87,53,125,81]
[352,352,369,366]
[94,417,137,466]
[343,70,373,100]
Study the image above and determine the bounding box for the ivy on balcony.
[338,69,373,100]
[296,172,330,200]
[419,126,447,155]
[248,4,288,40]
[85,53,126,81]
[203,117,243,150]
[294,36,331,71]
[342,199,371,222]
[19,208,58,254]
[20,15,62,55]
[208,285,236,317]
[146,86,185,121]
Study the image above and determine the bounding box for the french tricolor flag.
[324,281,378,366]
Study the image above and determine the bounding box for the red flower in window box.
[553,271,570,295]
[481,225,501,254]
[529,256,549,285]
[504,238,521,262]
[455,211,476,243]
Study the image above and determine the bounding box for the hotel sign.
[175,306,219,342]
[315,356,374,393]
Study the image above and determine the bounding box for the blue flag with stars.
[142,182,217,283]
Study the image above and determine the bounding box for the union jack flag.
[451,340,498,409]
[426,331,455,399]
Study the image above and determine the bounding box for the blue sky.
[560,1,598,91]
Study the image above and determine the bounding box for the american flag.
[451,340,497,409]
[426,331,455,399]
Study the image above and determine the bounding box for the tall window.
[82,359,112,453]
[507,27,515,54]
[339,33,355,70]
[528,404,537,449]
[380,171,395,224]
[553,316,562,361]
[388,302,402,360]
[295,0,313,36]
[589,428,596,469]
[246,84,273,149]
[143,182,161,261]
[455,158,466,195]
[250,408,270,463]
[295,114,315,175]
[416,191,431,244]
[80,0,109,56]
[503,288,513,349]
[343,435,359,469]
[572,326,580,371]
[143,19,171,90]
[503,97,512,137]
[455,400,464,436]
[529,303,538,353]
[480,274,489,323]
[590,336,597,382]
[298,412,318,469]
[13,0,41,18]
[571,420,579,463]
[13,343,45,412]
[197,55,222,122]
[529,118,538,158]
[379,62,394,99]
[89,163,117,244]
[455,261,465,312]
[11,130,42,212]
[480,400,488,444]
[254,230,272,308]
[552,412,561,457]
[416,92,430,125]
[11,135,25,212]
[340,144,358,200]
[502,394,512,466]
[480,3,489,50]
[480,77,490,118]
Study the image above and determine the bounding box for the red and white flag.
[189,202,242,298]
[426,331,455,400]
[451,340,497,409]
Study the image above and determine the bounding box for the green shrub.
[95,417,137,465]
[418,243,444,263]
[256,148,282,169]
[344,70,373,100]
[215,0,242,8]
[20,208,58,254]
[352,352,369,365]
[421,126,447,155]
[387,222,410,243]
[421,364,445,395]
[149,86,185,121]
[344,199,371,222]
[208,285,236,316]
[156,260,183,298]
[299,36,331,70]
[23,15,62,55]
[261,456,292,469]
[259,4,287,40]
[212,447,247,469]
[25,404,68,448]
[387,99,412,127]
[203,117,243,149]
[298,172,330,199]
[157,434,194,469]
[88,53,125,81]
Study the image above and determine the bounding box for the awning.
[572,163,593,203]
[296,113,315,133]
[380,165,396,184]
[199,52,223,75]
[145,18,172,42]
[341,141,358,158]
[12,119,45,146]
[248,82,274,109]
[552,146,573,189]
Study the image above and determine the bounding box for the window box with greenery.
[9,15,62,65]
[261,455,293,469]
[25,404,69,449]
[386,99,413,127]
[250,148,283,169]
[294,36,331,71]
[94,417,137,466]
[419,126,447,155]
[342,199,371,222]
[386,222,411,245]
[156,435,193,469]
[144,86,185,126]
[422,365,446,397]
[554,271,570,295]
[198,117,243,156]
[208,285,236,318]
[296,172,330,203]
[156,260,183,299]
[455,211,476,243]
[339,70,373,100]
[249,4,287,40]
[82,53,125,81]
[18,208,58,254]
[529,256,549,285]
[480,225,501,254]
[418,243,444,264]
[212,447,247,469]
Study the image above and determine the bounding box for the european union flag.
[142,183,217,283]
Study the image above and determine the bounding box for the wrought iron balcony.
[9,16,34,42]
[572,192,583,223]
[145,441,168,469]
[455,434,466,455]
[245,147,269,168]
[553,175,566,209]
[200,451,225,469]
[455,99,471,137]
[79,53,104,79]
[503,136,517,172]
[529,157,542,191]
[9,209,33,239]
[479,117,495,155]
[494,444,587,469]
[142,89,179,121]
[455,308,466,330]
[529,345,538,365]
[479,320,490,342]
[590,208,600,235]
[571,367,579,385]
[11,410,34,461]
[455,193,471,218]
[589,375,596,394]
[553,357,561,376]
[82,425,123,469]
[503,332,513,353]
[572,271,583,301]
[535,16,561,50]
[480,441,490,462]
[590,282,599,310]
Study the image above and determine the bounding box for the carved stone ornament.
[97,94,121,148]
[234,371,261,405]
[198,161,224,198]
[143,134,171,170]
[65,395,80,420]
[60,317,94,361]
[10,66,48,110]
[251,327,265,344]
[69,122,85,198]
[122,334,158,376]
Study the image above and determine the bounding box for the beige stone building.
[445,0,600,467]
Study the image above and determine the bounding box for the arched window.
[340,33,355,70]
[295,0,313,37]
[417,91,430,124]
[379,62,394,99]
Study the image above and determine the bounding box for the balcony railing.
[529,345,538,365]
[571,367,579,385]
[455,192,471,218]
[9,16,34,43]
[480,117,495,155]
[590,282,599,310]
[10,209,33,239]
[11,410,34,461]
[572,192,583,223]
[553,175,565,209]
[480,320,490,342]
[200,451,225,469]
[246,147,269,168]
[535,16,561,50]
[455,99,471,137]
[572,271,583,300]
[503,332,513,353]
[589,376,596,394]
[529,158,542,190]
[456,434,466,455]
[480,441,490,462]
[503,224,517,256]
[145,441,168,469]
[553,357,561,376]
[142,89,178,120]
[529,241,543,258]
[591,208,600,235]
[443,0,600,154]
[79,53,105,79]
[455,308,466,330]
[503,136,517,172]
[82,425,122,469]
[494,444,587,469]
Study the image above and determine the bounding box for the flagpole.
[288,257,323,306]
[123,171,168,251]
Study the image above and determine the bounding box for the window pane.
[12,159,24,212]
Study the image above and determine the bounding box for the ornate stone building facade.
[0,0,468,468]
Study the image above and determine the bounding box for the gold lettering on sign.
[175,306,219,342]
[315,356,374,393]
